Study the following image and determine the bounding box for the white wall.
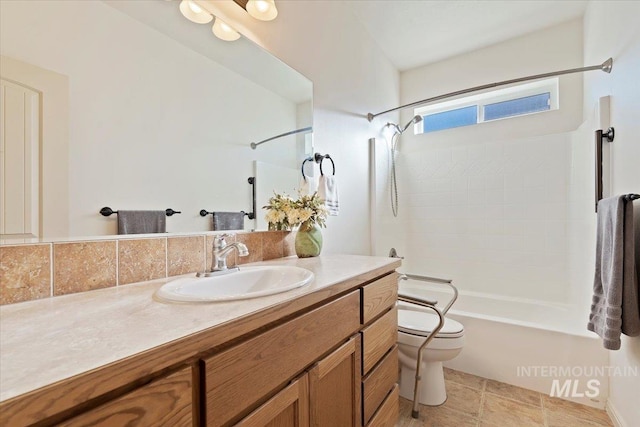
[0,0,299,237]
[376,20,584,304]
[201,0,400,256]
[583,2,640,426]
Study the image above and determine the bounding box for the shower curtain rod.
[250,126,313,149]
[366,58,613,122]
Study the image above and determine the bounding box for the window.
[484,93,551,121]
[414,78,558,134]
[423,105,477,133]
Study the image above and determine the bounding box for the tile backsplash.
[0,231,296,305]
[0,244,51,305]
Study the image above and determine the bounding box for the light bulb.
[179,0,213,24]
[246,0,278,21]
[255,1,269,12]
[188,0,202,14]
[212,18,240,41]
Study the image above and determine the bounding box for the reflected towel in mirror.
[212,212,245,231]
[117,210,166,235]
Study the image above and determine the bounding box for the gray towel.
[117,210,166,235]
[587,196,640,350]
[212,212,245,231]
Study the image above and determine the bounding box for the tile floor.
[397,368,614,427]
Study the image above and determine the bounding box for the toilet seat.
[398,307,464,338]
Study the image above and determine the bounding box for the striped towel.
[318,175,339,216]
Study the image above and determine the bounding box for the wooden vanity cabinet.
[1,267,400,427]
[203,272,399,427]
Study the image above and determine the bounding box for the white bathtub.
[399,279,610,409]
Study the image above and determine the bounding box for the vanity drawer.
[361,307,397,375]
[366,384,399,427]
[361,273,398,325]
[204,290,360,426]
[60,366,193,427]
[362,346,398,425]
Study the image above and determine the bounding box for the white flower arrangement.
[263,192,328,231]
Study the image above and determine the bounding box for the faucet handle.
[214,233,230,248]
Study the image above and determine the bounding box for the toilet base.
[399,361,447,406]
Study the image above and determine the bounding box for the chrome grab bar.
[398,273,458,418]
[397,294,444,418]
[399,273,458,316]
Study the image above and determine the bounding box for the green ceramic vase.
[295,221,323,258]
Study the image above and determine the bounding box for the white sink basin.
[155,266,314,303]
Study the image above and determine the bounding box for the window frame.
[414,77,559,134]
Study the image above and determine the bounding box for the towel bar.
[595,128,615,212]
[200,210,246,217]
[99,207,181,217]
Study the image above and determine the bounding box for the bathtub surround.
[0,231,295,305]
[588,196,640,350]
[385,18,584,303]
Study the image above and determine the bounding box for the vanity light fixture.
[246,0,278,21]
[178,0,241,42]
[212,17,241,41]
[179,0,213,24]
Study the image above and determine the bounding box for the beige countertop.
[0,254,399,403]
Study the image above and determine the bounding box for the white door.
[0,78,40,238]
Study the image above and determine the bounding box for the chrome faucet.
[201,234,250,277]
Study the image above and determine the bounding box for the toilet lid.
[398,308,464,338]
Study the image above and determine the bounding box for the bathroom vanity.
[0,255,400,427]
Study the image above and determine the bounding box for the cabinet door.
[308,336,361,427]
[235,375,309,427]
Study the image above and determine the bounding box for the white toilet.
[397,302,465,406]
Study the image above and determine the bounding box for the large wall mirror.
[0,0,312,240]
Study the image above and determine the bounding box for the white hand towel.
[318,175,339,216]
[300,175,317,196]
